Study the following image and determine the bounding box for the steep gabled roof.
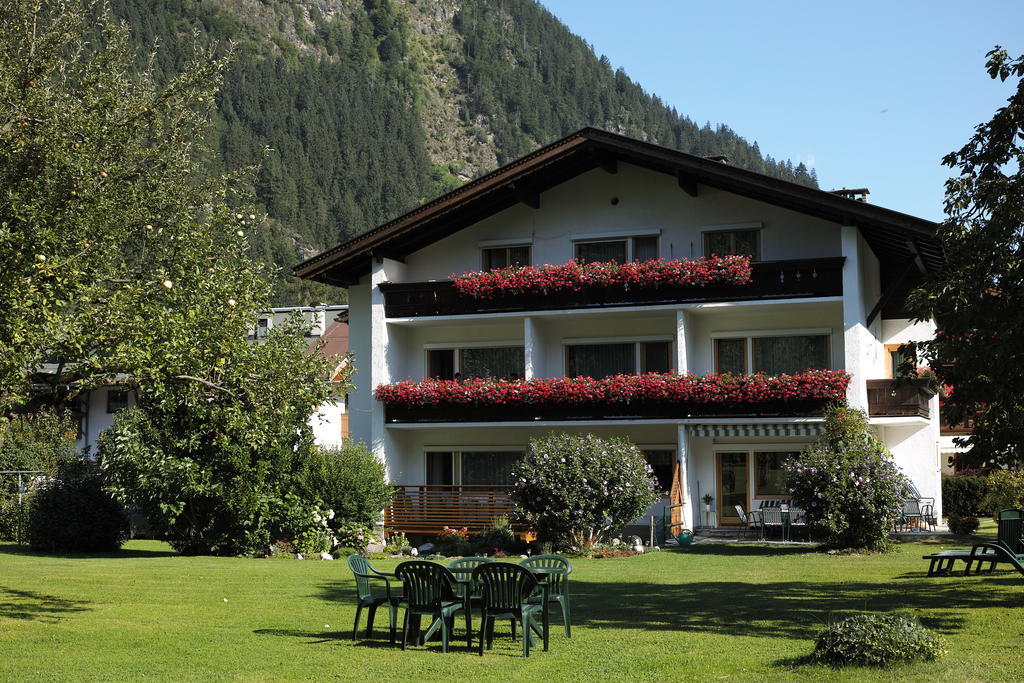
[295,128,941,286]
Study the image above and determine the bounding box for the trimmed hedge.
[28,461,129,553]
[942,475,989,517]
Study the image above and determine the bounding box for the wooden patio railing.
[383,484,522,536]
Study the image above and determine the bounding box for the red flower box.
[451,256,752,299]
[375,370,850,416]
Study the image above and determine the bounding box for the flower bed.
[375,370,850,413]
[451,256,752,299]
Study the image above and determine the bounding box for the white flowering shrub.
[786,405,911,550]
[511,433,659,551]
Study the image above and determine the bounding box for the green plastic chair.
[346,555,403,643]
[394,561,470,653]
[997,509,1024,554]
[472,562,545,657]
[447,557,492,602]
[520,554,572,637]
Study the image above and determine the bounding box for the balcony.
[866,379,935,419]
[380,257,845,318]
[384,485,521,534]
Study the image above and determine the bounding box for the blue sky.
[540,1,1023,221]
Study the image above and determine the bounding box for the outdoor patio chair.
[760,507,785,541]
[734,505,760,538]
[787,506,809,541]
[919,498,937,531]
[521,554,573,637]
[346,555,404,643]
[394,561,471,653]
[472,562,545,657]
[997,509,1024,554]
[898,499,924,531]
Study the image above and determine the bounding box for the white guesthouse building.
[297,129,946,535]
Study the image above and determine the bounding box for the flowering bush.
[436,526,469,543]
[375,370,850,409]
[510,433,659,550]
[785,405,911,551]
[451,256,752,299]
[335,521,373,554]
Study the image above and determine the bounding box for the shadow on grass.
[0,586,92,622]
[0,544,179,560]
[568,574,1020,640]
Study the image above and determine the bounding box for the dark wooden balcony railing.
[380,257,845,318]
[866,379,935,419]
[384,400,831,424]
[384,484,520,534]
[940,410,976,436]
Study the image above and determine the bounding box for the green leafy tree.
[907,48,1024,468]
[99,316,340,555]
[0,0,268,412]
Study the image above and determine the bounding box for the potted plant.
[702,493,713,511]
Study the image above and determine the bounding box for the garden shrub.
[0,411,78,540]
[942,474,989,517]
[295,440,392,529]
[28,460,129,553]
[510,433,659,550]
[947,515,980,535]
[786,405,911,551]
[980,470,1024,519]
[334,521,374,555]
[812,613,944,667]
[470,515,522,555]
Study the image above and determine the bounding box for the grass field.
[1,527,1021,681]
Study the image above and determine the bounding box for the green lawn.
[1,530,1021,681]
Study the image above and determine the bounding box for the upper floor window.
[575,235,658,264]
[703,229,760,260]
[427,346,525,380]
[566,340,671,378]
[482,245,531,271]
[255,317,271,339]
[714,334,830,376]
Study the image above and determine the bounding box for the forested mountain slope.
[110,0,818,304]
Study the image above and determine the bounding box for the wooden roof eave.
[297,128,941,285]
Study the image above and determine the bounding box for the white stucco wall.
[309,400,346,449]
[399,164,843,283]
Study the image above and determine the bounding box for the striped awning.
[688,423,823,438]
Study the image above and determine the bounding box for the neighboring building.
[296,128,946,534]
[74,304,350,452]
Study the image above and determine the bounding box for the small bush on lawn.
[295,440,392,530]
[786,405,911,551]
[511,433,659,551]
[812,613,944,667]
[980,470,1024,520]
[28,460,129,553]
[947,515,980,535]
[942,474,989,517]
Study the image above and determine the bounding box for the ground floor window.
[754,451,800,497]
[424,450,523,487]
[642,449,675,494]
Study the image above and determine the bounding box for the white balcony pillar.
[524,316,538,380]
[674,310,691,375]
[841,225,869,411]
[370,257,405,478]
[676,424,694,530]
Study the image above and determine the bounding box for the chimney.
[829,187,870,203]
[704,154,729,164]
